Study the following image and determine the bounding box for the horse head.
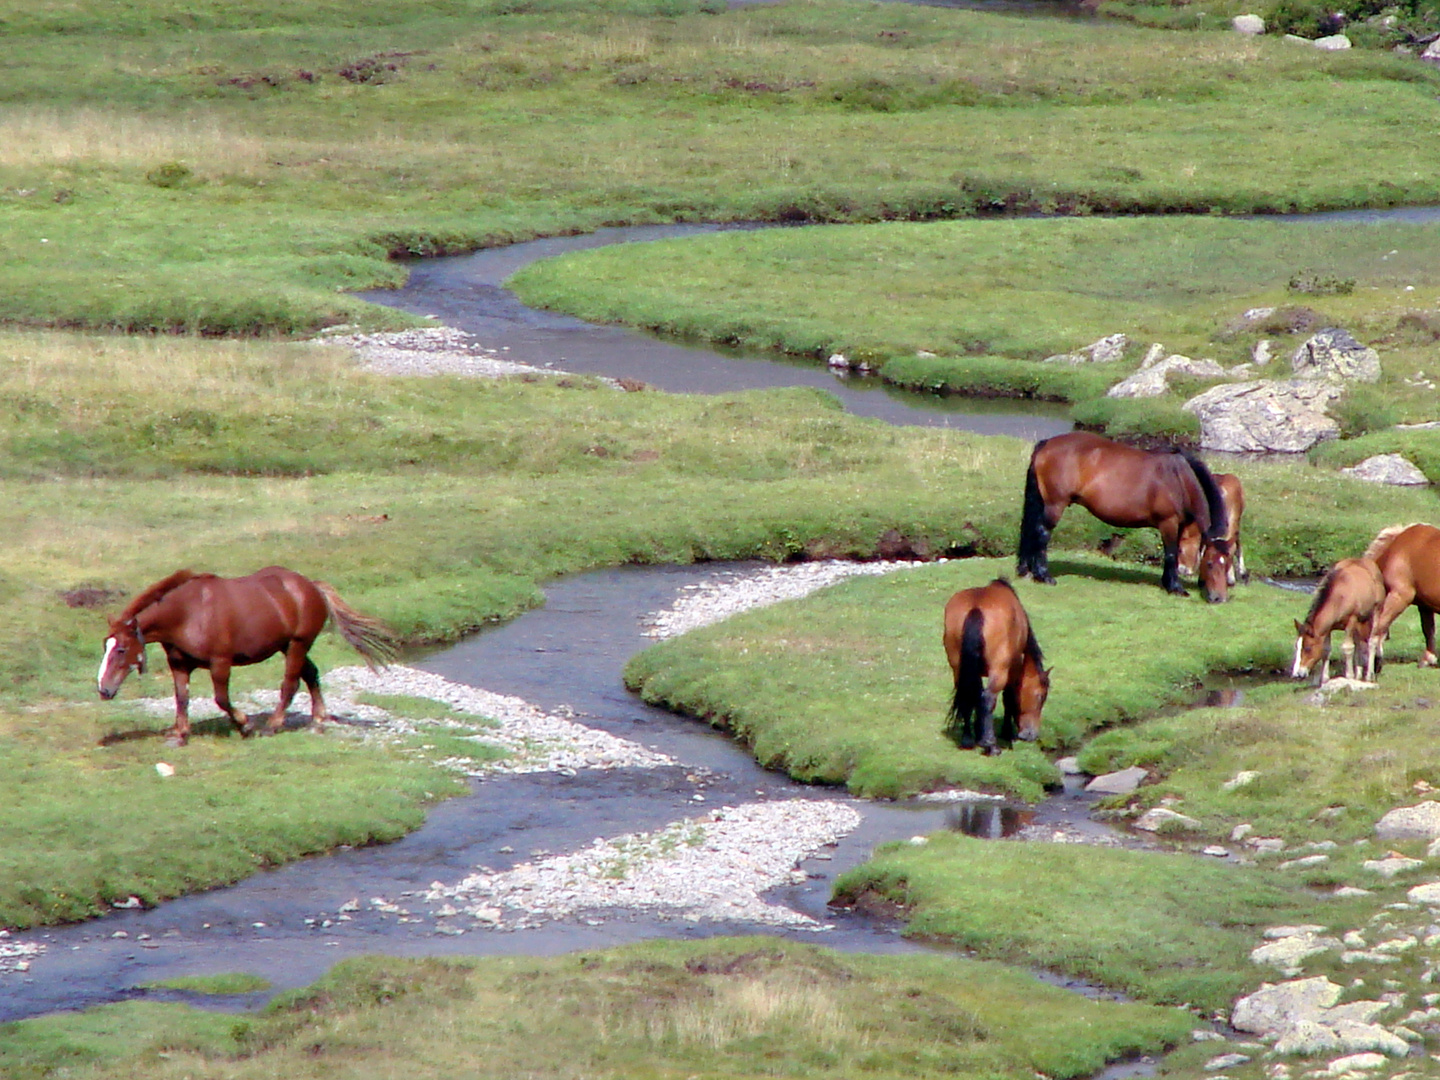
[1198,538,1231,604]
[1291,617,1324,680]
[98,618,147,700]
[1015,658,1051,742]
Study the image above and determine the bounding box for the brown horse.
[942,578,1050,755]
[1291,557,1385,684]
[1016,431,1231,601]
[98,566,398,746]
[1179,473,1247,586]
[1366,523,1440,668]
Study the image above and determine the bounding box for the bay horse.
[1291,557,1385,684]
[98,566,398,746]
[1366,523,1440,668]
[1015,431,1231,601]
[942,578,1050,755]
[1179,472,1247,586]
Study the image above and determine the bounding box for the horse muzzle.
[98,687,117,700]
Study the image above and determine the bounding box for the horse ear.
[1293,618,1306,636]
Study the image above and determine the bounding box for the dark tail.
[316,582,400,670]
[947,609,986,748]
[1180,449,1227,543]
[1016,442,1050,577]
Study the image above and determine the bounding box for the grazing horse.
[1291,557,1385,684]
[1179,473,1247,586]
[1366,523,1440,668]
[1016,431,1231,601]
[942,578,1050,755]
[98,566,398,746]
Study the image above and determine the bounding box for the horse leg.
[1340,635,1356,681]
[168,664,192,747]
[209,660,249,735]
[977,687,999,755]
[302,657,328,731]
[1421,607,1437,668]
[1158,522,1188,597]
[266,642,313,733]
[1235,534,1248,585]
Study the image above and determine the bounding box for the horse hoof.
[165,735,187,748]
[959,734,976,750]
[1035,574,1057,586]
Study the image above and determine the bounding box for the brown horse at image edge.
[1366,523,1440,668]
[1016,431,1232,601]
[98,566,398,746]
[942,578,1050,755]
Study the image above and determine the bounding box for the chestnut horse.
[1016,431,1231,601]
[98,566,398,746]
[1179,473,1247,586]
[1367,523,1440,668]
[942,578,1050,755]
[1291,557,1385,684]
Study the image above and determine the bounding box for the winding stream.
[356,224,1074,441]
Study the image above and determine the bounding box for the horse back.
[147,567,328,661]
[1376,524,1440,607]
[943,579,1030,680]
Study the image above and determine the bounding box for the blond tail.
[315,581,399,670]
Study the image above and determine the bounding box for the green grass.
[508,216,1440,421]
[833,833,1361,1012]
[137,973,272,995]
[624,554,1440,799]
[0,0,1436,334]
[0,942,1194,1080]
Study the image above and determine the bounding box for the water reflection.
[946,802,1035,838]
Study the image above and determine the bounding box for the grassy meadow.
[0,0,1438,336]
[510,215,1440,443]
[0,942,1194,1080]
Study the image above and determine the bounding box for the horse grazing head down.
[1198,538,1232,605]
[1014,649,1051,743]
[97,619,147,700]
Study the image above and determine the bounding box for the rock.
[1324,1052,1387,1073]
[1407,881,1440,905]
[1376,801,1440,842]
[1249,837,1287,854]
[1204,845,1230,857]
[1423,39,1440,66]
[1233,977,1343,1033]
[1134,806,1203,832]
[1232,13,1265,33]
[1342,454,1428,487]
[1183,378,1342,453]
[1232,823,1254,842]
[1313,33,1352,49]
[1253,339,1273,365]
[1044,334,1128,365]
[1107,355,1225,399]
[1362,857,1423,878]
[1055,756,1084,775]
[1334,886,1374,897]
[1140,342,1167,368]
[1086,765,1149,795]
[1304,677,1377,705]
[1252,932,1341,969]
[1223,770,1260,791]
[1278,854,1330,870]
[1206,1053,1251,1071]
[1291,329,1381,384]
[1193,1028,1227,1041]
[1264,925,1329,939]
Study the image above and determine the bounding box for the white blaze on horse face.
[98,636,118,691]
[1291,635,1308,679]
